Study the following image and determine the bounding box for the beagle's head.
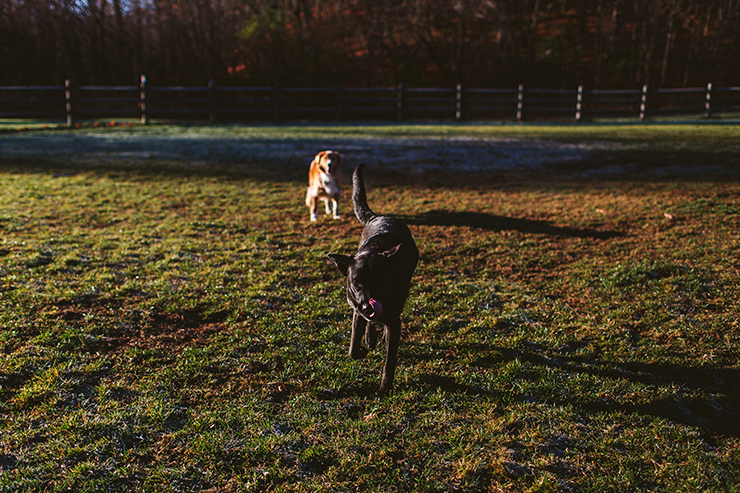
[315,150,341,175]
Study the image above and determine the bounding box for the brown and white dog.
[306,150,342,222]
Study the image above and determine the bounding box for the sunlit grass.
[0,124,738,491]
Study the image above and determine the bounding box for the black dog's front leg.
[365,322,378,350]
[349,310,368,360]
[379,318,401,396]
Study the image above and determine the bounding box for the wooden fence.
[2,76,739,125]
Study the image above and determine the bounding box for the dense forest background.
[1,0,739,88]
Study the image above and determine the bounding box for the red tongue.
[368,298,383,318]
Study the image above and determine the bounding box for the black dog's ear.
[327,253,353,276]
[381,244,402,258]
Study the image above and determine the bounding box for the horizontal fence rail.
[2,77,739,126]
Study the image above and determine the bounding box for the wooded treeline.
[2,0,739,88]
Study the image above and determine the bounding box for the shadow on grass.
[3,125,740,186]
[0,155,309,184]
[418,347,740,438]
[399,210,623,239]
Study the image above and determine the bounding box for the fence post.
[274,82,281,123]
[65,79,73,127]
[140,75,148,124]
[640,84,648,121]
[208,80,216,124]
[517,84,524,121]
[336,83,343,121]
[705,82,713,118]
[456,83,463,121]
[575,85,584,122]
[397,83,404,121]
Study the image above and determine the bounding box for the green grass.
[0,120,64,131]
[1,124,739,491]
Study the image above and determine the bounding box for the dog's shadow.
[399,209,623,239]
[415,348,740,438]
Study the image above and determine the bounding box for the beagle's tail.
[352,163,376,225]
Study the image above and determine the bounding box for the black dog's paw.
[377,383,394,398]
[349,345,368,360]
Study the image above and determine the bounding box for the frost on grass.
[0,129,592,173]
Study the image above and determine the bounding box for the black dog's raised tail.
[353,163,376,225]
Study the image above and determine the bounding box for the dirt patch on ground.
[51,294,226,353]
[93,319,223,354]
[107,323,222,352]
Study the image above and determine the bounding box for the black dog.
[327,163,418,396]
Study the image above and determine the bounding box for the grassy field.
[1,123,739,491]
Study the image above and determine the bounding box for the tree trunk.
[660,12,676,86]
